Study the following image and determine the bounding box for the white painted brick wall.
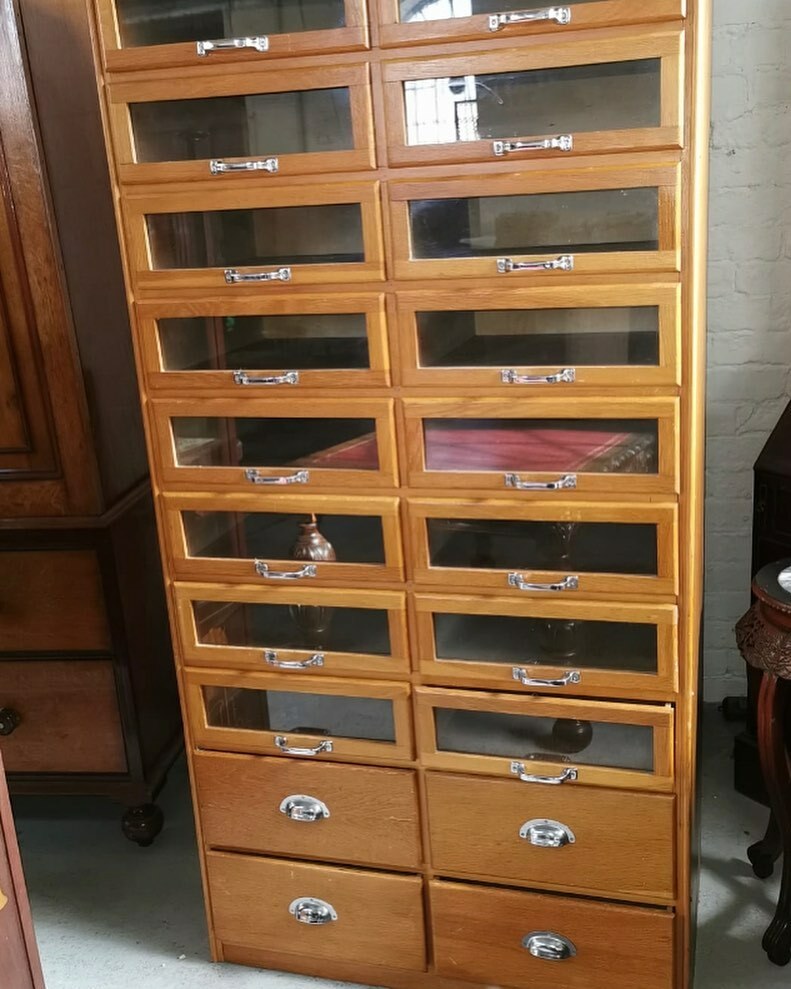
[704,0,791,700]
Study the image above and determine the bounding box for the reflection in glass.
[416,307,659,368]
[404,61,660,147]
[433,612,658,672]
[147,204,364,269]
[115,0,346,48]
[401,0,595,23]
[131,89,353,163]
[426,518,658,575]
[409,188,658,259]
[171,416,378,469]
[204,686,395,740]
[159,314,370,372]
[422,419,659,473]
[435,707,653,770]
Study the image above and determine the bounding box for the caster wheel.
[121,803,164,847]
[747,844,776,879]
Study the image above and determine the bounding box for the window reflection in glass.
[400,0,594,23]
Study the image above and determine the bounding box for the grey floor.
[9,705,785,989]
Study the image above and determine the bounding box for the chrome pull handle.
[522,931,577,961]
[519,819,576,848]
[512,668,581,688]
[501,368,575,385]
[279,794,330,822]
[504,473,577,491]
[276,735,334,757]
[511,762,578,786]
[196,36,269,56]
[265,650,325,670]
[245,468,309,486]
[497,255,574,274]
[225,267,291,284]
[488,6,571,30]
[493,135,573,156]
[289,897,338,925]
[255,561,317,581]
[234,370,299,386]
[508,573,579,592]
[211,157,278,175]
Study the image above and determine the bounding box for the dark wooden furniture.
[734,399,791,804]
[0,0,180,843]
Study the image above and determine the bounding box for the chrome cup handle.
[519,818,576,848]
[289,897,338,925]
[279,794,330,822]
[522,931,577,961]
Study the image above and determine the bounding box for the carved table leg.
[755,674,791,964]
[121,804,164,848]
[748,811,782,879]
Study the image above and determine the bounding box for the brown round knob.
[0,708,21,736]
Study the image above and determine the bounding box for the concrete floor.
[9,705,786,989]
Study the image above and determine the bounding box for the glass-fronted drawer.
[413,594,678,699]
[377,0,685,49]
[109,64,375,184]
[389,164,679,280]
[125,181,383,294]
[396,284,680,388]
[187,669,413,763]
[407,499,677,597]
[138,294,389,393]
[383,30,683,167]
[402,397,678,495]
[96,0,368,72]
[175,582,409,679]
[162,492,403,585]
[415,687,673,791]
[151,398,397,490]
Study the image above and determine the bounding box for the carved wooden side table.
[737,558,791,965]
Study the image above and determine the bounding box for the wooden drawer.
[383,29,683,168]
[415,687,674,791]
[426,772,674,902]
[194,751,421,869]
[208,852,425,970]
[430,879,673,989]
[0,550,110,653]
[402,397,679,496]
[389,164,680,281]
[162,492,404,587]
[186,669,413,765]
[378,0,685,49]
[175,582,409,679]
[394,284,681,390]
[412,594,678,700]
[0,661,126,774]
[138,294,390,394]
[407,499,678,599]
[95,0,369,72]
[151,397,398,491]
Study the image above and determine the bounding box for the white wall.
[704,0,791,700]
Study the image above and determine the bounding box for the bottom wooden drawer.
[431,879,674,989]
[0,660,125,774]
[207,852,426,972]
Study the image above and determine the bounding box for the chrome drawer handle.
[493,135,573,156]
[501,368,575,385]
[265,650,325,670]
[511,762,578,786]
[225,267,291,284]
[245,468,309,486]
[488,6,571,30]
[276,735,334,756]
[519,819,576,848]
[196,36,269,56]
[279,794,330,822]
[210,157,278,175]
[523,931,577,961]
[505,473,577,491]
[509,573,579,593]
[289,897,338,925]
[255,561,317,581]
[512,668,581,688]
[497,255,574,274]
[234,370,299,386]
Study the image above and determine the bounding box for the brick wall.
[704,0,791,699]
